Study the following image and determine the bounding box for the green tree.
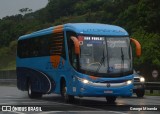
[19,8,32,15]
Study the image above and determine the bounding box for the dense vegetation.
[0,0,160,81]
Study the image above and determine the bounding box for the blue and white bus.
[16,23,141,103]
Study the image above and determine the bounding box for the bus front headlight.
[83,79,89,84]
[77,77,92,84]
[126,80,132,85]
[140,77,145,82]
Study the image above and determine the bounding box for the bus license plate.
[134,85,142,89]
[104,90,113,93]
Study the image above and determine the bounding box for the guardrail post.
[145,82,160,94]
[150,89,153,94]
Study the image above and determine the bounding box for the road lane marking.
[39,111,127,114]
[108,111,127,114]
[0,102,17,105]
[10,111,25,114]
[1,110,28,114]
[4,96,13,97]
[39,111,63,114]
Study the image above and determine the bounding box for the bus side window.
[66,31,78,70]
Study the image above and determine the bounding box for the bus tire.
[106,96,116,103]
[28,81,42,99]
[61,81,74,103]
[136,89,145,98]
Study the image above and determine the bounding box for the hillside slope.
[0,0,160,81]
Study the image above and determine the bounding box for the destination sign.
[84,36,104,41]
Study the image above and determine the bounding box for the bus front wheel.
[106,96,116,103]
[135,89,145,98]
[28,81,42,99]
[61,81,74,103]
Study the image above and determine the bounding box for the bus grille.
[134,78,140,82]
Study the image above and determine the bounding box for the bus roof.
[18,23,128,40]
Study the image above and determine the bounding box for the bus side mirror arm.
[130,38,141,57]
[70,36,80,55]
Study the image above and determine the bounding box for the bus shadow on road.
[39,95,135,111]
[27,94,148,111]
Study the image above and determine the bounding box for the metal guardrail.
[0,70,17,85]
[0,70,160,92]
[0,79,16,82]
[0,79,17,85]
[145,82,160,94]
[0,70,16,79]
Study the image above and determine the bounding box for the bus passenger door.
[67,31,79,70]
[66,31,80,94]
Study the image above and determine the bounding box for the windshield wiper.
[96,48,105,72]
[121,47,124,75]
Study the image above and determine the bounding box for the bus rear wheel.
[28,81,42,99]
[106,96,117,103]
[61,81,74,103]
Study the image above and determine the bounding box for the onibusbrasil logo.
[1,106,42,112]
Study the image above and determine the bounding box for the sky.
[0,0,48,19]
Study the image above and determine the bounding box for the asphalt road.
[0,86,159,114]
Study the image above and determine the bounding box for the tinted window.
[17,33,66,59]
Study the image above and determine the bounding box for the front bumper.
[133,82,145,92]
[77,82,133,97]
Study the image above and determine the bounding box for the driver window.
[66,31,78,70]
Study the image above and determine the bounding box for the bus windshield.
[78,35,132,77]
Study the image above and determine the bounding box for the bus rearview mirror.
[130,38,141,57]
[70,36,80,55]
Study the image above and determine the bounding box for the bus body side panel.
[16,67,28,91]
[16,56,69,94]
[17,67,55,93]
[60,67,75,95]
[47,58,70,94]
[16,56,56,94]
